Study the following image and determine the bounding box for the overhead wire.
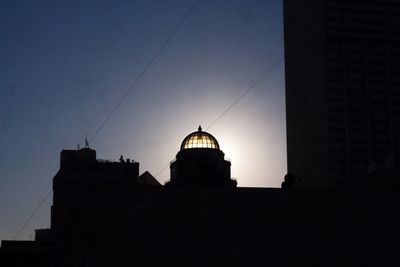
[13,0,200,240]
[154,56,284,179]
[13,55,284,239]
[13,190,52,240]
[206,56,284,131]
[15,0,284,239]
[89,0,200,143]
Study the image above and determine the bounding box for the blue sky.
[0,0,285,241]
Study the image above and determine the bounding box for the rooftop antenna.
[85,134,90,149]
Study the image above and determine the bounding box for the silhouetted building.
[168,126,236,187]
[52,147,156,245]
[2,129,400,266]
[284,0,400,188]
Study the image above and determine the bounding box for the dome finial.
[198,125,202,131]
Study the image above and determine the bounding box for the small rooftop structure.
[169,126,235,187]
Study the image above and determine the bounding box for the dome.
[181,126,220,150]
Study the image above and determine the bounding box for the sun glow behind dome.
[181,126,220,150]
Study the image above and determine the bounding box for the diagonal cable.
[155,56,284,179]
[89,0,200,143]
[13,190,53,240]
[13,0,200,240]
[206,56,284,130]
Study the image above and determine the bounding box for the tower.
[168,126,236,187]
[51,147,142,244]
[284,0,400,188]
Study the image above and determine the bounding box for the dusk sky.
[0,0,285,241]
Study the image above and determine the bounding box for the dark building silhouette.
[3,2,400,264]
[1,128,400,266]
[52,147,160,246]
[284,0,400,188]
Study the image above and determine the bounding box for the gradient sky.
[0,0,285,241]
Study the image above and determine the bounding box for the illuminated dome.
[181,126,220,150]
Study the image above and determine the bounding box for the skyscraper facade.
[284,0,400,187]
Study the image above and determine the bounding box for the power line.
[14,56,283,238]
[154,163,170,178]
[13,1,200,240]
[13,190,52,240]
[15,2,283,237]
[206,56,284,130]
[14,55,281,237]
[89,0,200,143]
[154,56,284,179]
[14,57,283,239]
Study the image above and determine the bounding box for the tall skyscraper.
[284,0,400,188]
